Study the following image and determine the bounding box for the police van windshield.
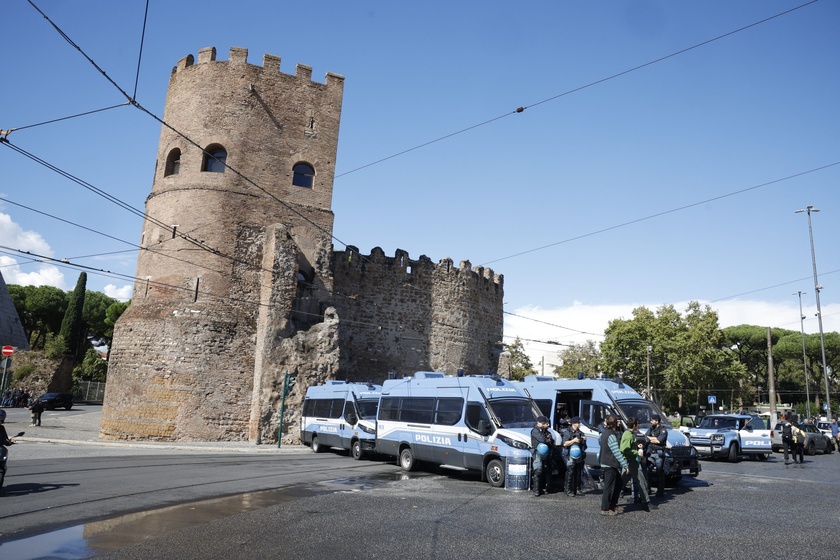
[616,401,672,429]
[357,400,379,420]
[490,399,538,429]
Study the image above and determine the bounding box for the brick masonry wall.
[102,48,505,444]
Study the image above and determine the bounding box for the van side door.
[579,400,616,467]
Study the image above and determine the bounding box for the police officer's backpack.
[782,423,793,442]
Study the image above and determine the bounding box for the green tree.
[553,340,601,379]
[83,290,127,349]
[503,337,536,381]
[8,284,67,349]
[59,272,87,362]
[72,347,109,383]
[602,302,745,413]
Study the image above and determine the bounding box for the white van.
[517,375,701,483]
[376,372,540,487]
[300,381,382,460]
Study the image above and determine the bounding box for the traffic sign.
[708,395,717,404]
[1,346,13,357]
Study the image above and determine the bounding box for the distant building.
[101,48,504,443]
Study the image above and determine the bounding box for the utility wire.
[0,196,228,276]
[481,160,840,266]
[0,103,130,138]
[132,0,150,100]
[336,0,820,178]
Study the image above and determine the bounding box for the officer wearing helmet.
[561,416,587,496]
[530,415,555,496]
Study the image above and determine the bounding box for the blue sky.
[1,0,838,367]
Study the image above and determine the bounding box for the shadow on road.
[2,482,81,497]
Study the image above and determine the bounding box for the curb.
[16,436,312,454]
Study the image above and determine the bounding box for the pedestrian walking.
[29,398,44,426]
[780,414,795,465]
[599,415,628,516]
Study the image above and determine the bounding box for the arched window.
[202,144,227,173]
[292,162,315,188]
[164,148,181,176]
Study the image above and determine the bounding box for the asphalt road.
[2,405,840,559]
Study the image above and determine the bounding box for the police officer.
[560,416,587,496]
[530,415,555,496]
[646,414,668,497]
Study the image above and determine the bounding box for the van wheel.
[807,441,816,456]
[311,435,324,453]
[351,440,363,461]
[727,443,739,463]
[399,447,416,471]
[485,459,504,488]
[757,453,769,461]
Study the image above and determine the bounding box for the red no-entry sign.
[1,346,13,357]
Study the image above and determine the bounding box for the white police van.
[300,381,382,460]
[517,375,701,483]
[376,372,540,487]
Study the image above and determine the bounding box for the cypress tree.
[59,272,87,362]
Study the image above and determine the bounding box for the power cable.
[0,102,130,138]
[0,196,229,276]
[132,0,150,101]
[481,160,840,266]
[336,0,820,178]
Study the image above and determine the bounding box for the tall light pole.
[646,345,652,400]
[795,291,812,419]
[795,205,831,420]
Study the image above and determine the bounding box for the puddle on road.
[0,472,420,559]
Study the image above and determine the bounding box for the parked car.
[815,421,837,452]
[688,414,772,462]
[37,392,74,410]
[772,422,833,455]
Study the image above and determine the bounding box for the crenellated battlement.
[171,46,345,88]
[335,246,502,286]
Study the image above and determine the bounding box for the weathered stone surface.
[102,48,504,444]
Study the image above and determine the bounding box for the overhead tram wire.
[25,0,353,255]
[334,0,820,179]
[23,1,830,352]
[504,310,603,338]
[0,196,229,276]
[0,103,131,138]
[0,141,255,270]
[480,160,840,266]
[132,0,151,101]
[0,245,503,344]
[24,0,820,264]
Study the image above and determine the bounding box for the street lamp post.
[646,345,652,400]
[795,291,812,419]
[795,205,831,420]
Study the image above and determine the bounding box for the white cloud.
[0,212,66,289]
[507,299,840,372]
[104,283,133,301]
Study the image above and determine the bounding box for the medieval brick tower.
[101,48,504,444]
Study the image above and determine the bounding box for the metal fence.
[74,380,106,403]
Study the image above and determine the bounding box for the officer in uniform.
[560,416,587,496]
[530,415,555,496]
[645,414,668,497]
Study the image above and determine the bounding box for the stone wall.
[332,246,504,379]
[101,48,505,444]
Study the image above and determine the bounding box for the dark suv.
[38,392,74,410]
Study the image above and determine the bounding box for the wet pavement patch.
[0,473,420,559]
